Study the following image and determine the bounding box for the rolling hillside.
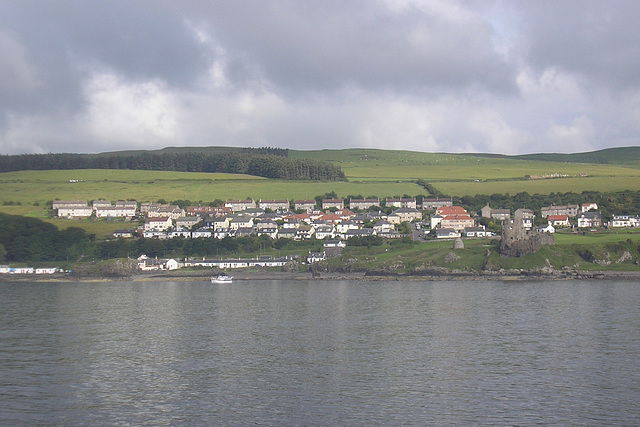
[470,146,640,166]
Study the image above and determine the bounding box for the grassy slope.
[290,148,640,195]
[508,146,640,167]
[326,232,640,273]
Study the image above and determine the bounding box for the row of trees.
[0,211,323,263]
[0,151,346,181]
[0,213,94,263]
[452,189,640,221]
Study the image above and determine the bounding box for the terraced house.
[349,198,380,210]
[541,204,579,218]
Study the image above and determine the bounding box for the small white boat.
[211,274,233,283]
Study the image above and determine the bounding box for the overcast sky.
[1,0,639,155]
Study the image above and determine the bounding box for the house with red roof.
[547,214,570,227]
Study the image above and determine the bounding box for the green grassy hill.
[289,147,640,195]
[1,146,639,221]
[471,146,640,166]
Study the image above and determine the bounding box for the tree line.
[0,212,320,263]
[453,189,640,222]
[0,151,346,181]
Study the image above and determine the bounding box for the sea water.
[1,279,639,425]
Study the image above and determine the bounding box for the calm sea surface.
[1,279,639,425]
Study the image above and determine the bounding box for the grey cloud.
[0,0,638,155]
[0,0,210,125]
[518,0,640,90]
[3,1,209,85]
[191,1,516,95]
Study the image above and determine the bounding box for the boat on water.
[211,274,233,283]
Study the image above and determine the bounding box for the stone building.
[500,209,554,257]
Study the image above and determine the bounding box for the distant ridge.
[469,146,640,166]
[106,145,640,166]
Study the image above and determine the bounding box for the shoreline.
[2,269,640,283]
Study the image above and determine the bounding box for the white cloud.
[82,73,181,149]
[547,116,595,152]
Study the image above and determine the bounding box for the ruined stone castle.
[500,209,554,257]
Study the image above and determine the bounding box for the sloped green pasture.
[0,169,424,217]
[291,148,640,181]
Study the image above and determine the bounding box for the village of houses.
[3,196,639,275]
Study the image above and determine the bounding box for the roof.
[579,211,601,218]
[548,214,569,221]
[437,206,468,215]
[442,214,473,221]
[394,208,421,213]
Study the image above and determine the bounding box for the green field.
[0,169,424,217]
[1,147,639,218]
[290,148,640,196]
[291,148,640,180]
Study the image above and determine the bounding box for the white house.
[345,228,376,239]
[191,228,213,238]
[515,209,535,229]
[225,199,256,212]
[389,208,422,223]
[294,200,316,211]
[169,228,192,239]
[436,228,461,239]
[307,251,327,263]
[176,216,201,229]
[295,225,315,240]
[229,217,254,230]
[258,200,290,211]
[349,198,380,210]
[385,198,417,209]
[143,230,169,239]
[57,206,93,218]
[95,206,136,218]
[324,240,346,249]
[430,214,444,229]
[577,212,602,228]
[422,197,452,210]
[214,228,233,239]
[92,200,112,210]
[335,220,359,234]
[322,199,344,210]
[52,200,87,210]
[144,217,173,231]
[548,215,570,227]
[373,220,394,233]
[611,215,640,228]
[137,255,179,271]
[464,226,489,238]
[313,224,335,240]
[537,224,555,233]
[257,227,278,239]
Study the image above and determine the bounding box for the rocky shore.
[3,267,639,282]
